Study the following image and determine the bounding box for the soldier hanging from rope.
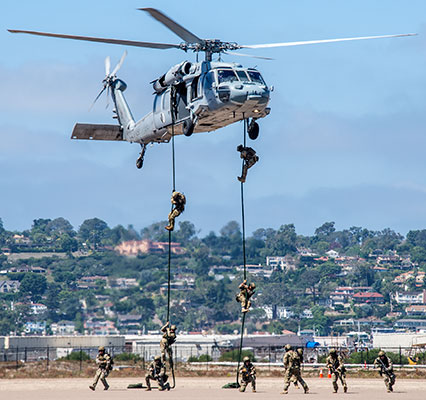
[165,191,186,231]
[237,144,259,183]
[236,279,256,313]
[160,321,177,366]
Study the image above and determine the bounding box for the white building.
[393,290,426,304]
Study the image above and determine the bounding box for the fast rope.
[235,117,248,387]
[166,86,178,389]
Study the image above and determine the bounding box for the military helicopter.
[9,8,416,169]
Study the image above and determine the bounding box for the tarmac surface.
[0,377,425,399]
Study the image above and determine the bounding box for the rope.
[166,86,177,389]
[235,117,248,386]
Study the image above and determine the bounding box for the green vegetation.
[1,216,426,335]
[219,349,255,362]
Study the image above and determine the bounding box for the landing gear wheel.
[183,119,194,137]
[248,120,259,140]
[136,144,146,169]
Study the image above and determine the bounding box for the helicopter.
[9,8,416,169]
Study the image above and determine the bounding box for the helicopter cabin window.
[191,76,200,100]
[236,70,250,82]
[247,70,265,85]
[154,95,160,113]
[217,69,238,84]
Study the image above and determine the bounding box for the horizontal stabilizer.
[71,123,123,141]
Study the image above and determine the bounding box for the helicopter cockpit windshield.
[216,68,266,85]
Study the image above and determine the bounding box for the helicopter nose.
[229,84,269,105]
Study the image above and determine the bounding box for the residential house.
[0,280,20,293]
[30,303,47,315]
[393,290,426,304]
[406,305,426,317]
[352,292,384,304]
[24,321,46,335]
[51,320,76,335]
[115,239,185,256]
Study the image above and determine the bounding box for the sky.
[1,0,426,237]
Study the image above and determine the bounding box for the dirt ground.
[0,377,425,400]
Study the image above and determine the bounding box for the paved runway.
[0,377,424,399]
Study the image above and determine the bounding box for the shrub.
[60,351,90,361]
[219,349,255,362]
[114,352,141,362]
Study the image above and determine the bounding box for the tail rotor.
[89,51,127,110]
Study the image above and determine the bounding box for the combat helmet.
[243,356,250,362]
[154,355,161,361]
[297,348,304,356]
[284,344,292,351]
[329,348,337,354]
[98,346,105,351]
[378,351,385,357]
[170,324,177,331]
[249,283,256,289]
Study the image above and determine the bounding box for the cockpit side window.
[236,70,250,82]
[247,70,266,85]
[217,69,238,83]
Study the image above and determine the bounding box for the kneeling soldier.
[374,351,396,393]
[89,346,113,391]
[327,349,347,393]
[145,356,170,391]
[239,356,256,393]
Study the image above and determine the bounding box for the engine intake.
[153,61,192,93]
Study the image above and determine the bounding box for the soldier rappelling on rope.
[165,191,186,231]
[160,321,177,365]
[237,145,259,183]
[236,279,256,313]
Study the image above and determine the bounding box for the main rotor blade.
[139,8,203,44]
[223,51,274,61]
[8,29,181,49]
[111,50,127,76]
[240,33,417,49]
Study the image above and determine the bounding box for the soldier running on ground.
[160,321,177,364]
[291,348,305,389]
[165,191,186,231]
[145,355,170,391]
[237,145,259,183]
[89,346,113,391]
[239,356,256,393]
[235,279,256,313]
[282,344,309,394]
[374,351,396,393]
[326,349,348,393]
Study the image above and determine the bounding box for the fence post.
[268,346,271,371]
[46,346,49,371]
[366,348,369,369]
[399,346,402,367]
[15,347,19,369]
[80,346,83,373]
[24,347,27,363]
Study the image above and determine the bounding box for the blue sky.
[1,0,426,236]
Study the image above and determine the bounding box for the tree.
[266,224,297,255]
[300,270,321,301]
[315,222,336,238]
[19,273,47,299]
[46,217,75,237]
[220,221,241,238]
[79,218,110,248]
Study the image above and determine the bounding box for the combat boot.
[89,386,95,391]
[344,386,348,393]
[280,390,288,394]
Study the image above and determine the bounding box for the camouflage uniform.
[291,348,304,388]
[145,356,170,391]
[374,352,396,392]
[236,280,255,313]
[326,350,347,393]
[239,357,256,393]
[89,347,112,391]
[237,145,259,183]
[282,346,309,394]
[165,191,186,231]
[160,322,177,364]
